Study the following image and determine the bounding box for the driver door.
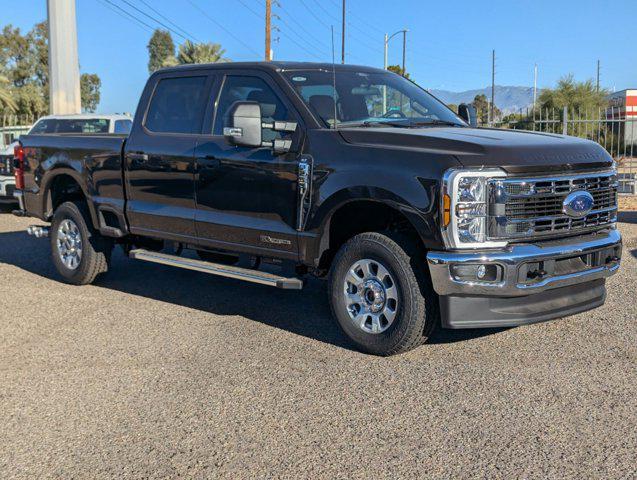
[193,72,303,260]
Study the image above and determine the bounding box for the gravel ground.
[1,209,636,479]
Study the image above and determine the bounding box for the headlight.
[441,168,507,249]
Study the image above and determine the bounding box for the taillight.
[14,144,24,190]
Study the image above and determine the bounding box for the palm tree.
[163,41,228,67]
[0,75,17,113]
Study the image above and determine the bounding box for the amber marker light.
[442,193,451,227]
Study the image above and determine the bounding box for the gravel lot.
[1,208,636,479]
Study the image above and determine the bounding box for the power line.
[99,0,156,32]
[275,5,332,54]
[299,0,380,58]
[235,0,329,60]
[185,0,261,57]
[298,0,332,30]
[135,0,201,42]
[119,0,190,41]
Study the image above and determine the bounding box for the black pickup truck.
[13,62,622,355]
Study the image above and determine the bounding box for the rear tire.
[50,201,113,285]
[328,232,437,356]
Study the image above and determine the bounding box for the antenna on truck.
[331,25,338,130]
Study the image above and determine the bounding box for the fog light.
[451,263,501,283]
[476,264,487,279]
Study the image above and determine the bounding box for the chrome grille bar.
[489,171,618,240]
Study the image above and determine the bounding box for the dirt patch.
[619,196,637,211]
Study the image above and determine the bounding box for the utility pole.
[341,0,346,64]
[490,49,495,125]
[265,0,272,61]
[533,63,538,109]
[596,59,600,92]
[47,0,81,114]
[402,30,407,76]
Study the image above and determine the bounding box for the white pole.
[533,64,538,109]
[47,0,81,114]
[383,33,388,114]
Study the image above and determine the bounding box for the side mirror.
[224,101,262,148]
[458,103,478,127]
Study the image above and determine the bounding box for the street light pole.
[402,30,406,77]
[383,29,408,113]
[341,0,346,64]
[384,29,408,75]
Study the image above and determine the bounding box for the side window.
[114,120,132,134]
[145,76,208,134]
[213,75,293,140]
[29,120,51,134]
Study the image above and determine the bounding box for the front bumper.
[427,229,622,328]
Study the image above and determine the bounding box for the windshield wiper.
[408,120,463,127]
[359,120,412,128]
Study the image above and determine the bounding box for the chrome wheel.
[56,219,83,270]
[343,258,399,334]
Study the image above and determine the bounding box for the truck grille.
[489,171,618,240]
[0,155,13,176]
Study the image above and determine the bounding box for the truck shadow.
[618,211,637,224]
[0,226,505,351]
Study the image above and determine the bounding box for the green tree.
[0,74,17,112]
[80,73,101,112]
[164,40,228,66]
[0,21,102,117]
[387,64,410,79]
[538,74,608,112]
[447,103,458,113]
[471,94,501,124]
[147,29,175,73]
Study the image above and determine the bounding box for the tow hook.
[27,225,49,238]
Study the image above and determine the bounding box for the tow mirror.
[224,100,298,154]
[224,101,262,148]
[458,103,478,127]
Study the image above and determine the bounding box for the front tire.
[50,201,112,285]
[328,232,437,356]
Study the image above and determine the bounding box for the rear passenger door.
[193,71,303,259]
[124,73,216,241]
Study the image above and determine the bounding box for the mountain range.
[428,86,536,113]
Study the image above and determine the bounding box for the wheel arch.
[41,169,99,229]
[311,188,437,272]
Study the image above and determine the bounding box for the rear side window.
[114,119,132,134]
[145,76,208,134]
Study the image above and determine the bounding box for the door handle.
[197,155,220,168]
[128,152,149,165]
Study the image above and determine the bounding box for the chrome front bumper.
[427,229,622,297]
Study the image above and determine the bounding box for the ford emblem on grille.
[562,191,594,218]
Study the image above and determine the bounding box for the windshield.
[29,118,110,134]
[284,69,464,128]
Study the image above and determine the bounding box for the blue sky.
[2,0,636,113]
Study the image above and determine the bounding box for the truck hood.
[338,127,613,174]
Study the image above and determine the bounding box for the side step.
[129,249,304,290]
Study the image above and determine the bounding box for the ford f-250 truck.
[12,62,622,355]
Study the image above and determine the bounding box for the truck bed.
[19,133,128,234]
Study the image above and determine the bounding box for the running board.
[129,249,304,290]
